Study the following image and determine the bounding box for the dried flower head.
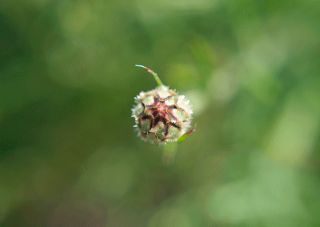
[132,65,193,144]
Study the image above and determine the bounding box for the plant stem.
[135,64,164,86]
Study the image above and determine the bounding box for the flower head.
[132,65,193,144]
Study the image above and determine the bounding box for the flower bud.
[132,85,192,144]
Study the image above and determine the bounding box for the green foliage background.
[1,0,320,226]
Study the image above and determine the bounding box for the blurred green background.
[1,0,320,226]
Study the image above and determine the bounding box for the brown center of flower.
[146,96,181,134]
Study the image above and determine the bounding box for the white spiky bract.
[132,85,193,144]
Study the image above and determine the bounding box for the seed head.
[132,65,193,144]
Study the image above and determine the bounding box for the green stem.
[135,64,164,86]
[162,143,178,165]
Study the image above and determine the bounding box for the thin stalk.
[135,64,164,86]
[162,142,178,165]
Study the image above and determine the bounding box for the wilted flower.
[132,65,193,144]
